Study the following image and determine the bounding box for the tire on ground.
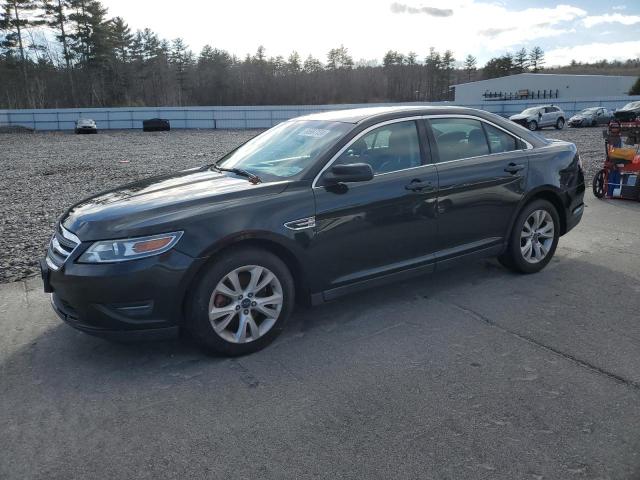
[498,199,560,274]
[186,246,295,356]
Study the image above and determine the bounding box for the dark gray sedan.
[43,106,586,355]
[568,107,611,127]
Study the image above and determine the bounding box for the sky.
[101,0,640,67]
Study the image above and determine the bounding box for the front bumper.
[41,247,205,340]
[510,118,529,128]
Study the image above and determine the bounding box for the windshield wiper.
[212,164,261,184]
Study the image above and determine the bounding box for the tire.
[186,247,295,356]
[498,199,560,274]
[592,169,607,198]
[555,118,565,130]
[591,119,597,127]
[528,120,538,131]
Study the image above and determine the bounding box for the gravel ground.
[0,130,260,283]
[0,125,605,284]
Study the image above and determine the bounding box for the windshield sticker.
[298,128,330,138]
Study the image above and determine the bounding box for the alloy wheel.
[520,210,555,263]
[208,265,283,344]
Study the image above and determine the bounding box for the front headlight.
[78,231,183,263]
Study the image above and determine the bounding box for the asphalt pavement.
[1,191,639,480]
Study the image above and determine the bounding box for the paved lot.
[1,190,639,479]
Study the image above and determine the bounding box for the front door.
[309,119,439,295]
[427,116,529,260]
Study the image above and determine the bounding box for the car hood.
[62,167,289,241]
[509,114,529,120]
[570,114,588,120]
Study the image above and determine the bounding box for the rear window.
[430,118,489,162]
[484,123,519,153]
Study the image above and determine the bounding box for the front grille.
[46,225,80,270]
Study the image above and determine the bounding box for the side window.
[483,123,519,153]
[335,121,422,174]
[430,118,489,162]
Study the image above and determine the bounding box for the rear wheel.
[527,120,538,131]
[499,199,560,274]
[555,118,565,130]
[592,169,607,198]
[186,247,295,356]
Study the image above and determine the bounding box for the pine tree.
[286,51,300,73]
[109,16,131,62]
[40,0,73,68]
[1,0,39,62]
[303,54,322,73]
[463,54,476,81]
[68,0,111,66]
[326,45,353,70]
[514,47,528,73]
[483,54,515,79]
[529,46,544,73]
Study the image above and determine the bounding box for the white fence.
[1,96,639,131]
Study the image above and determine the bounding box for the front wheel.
[528,120,538,131]
[555,118,565,130]
[187,247,295,356]
[592,169,607,198]
[498,200,560,274]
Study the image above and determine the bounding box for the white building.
[452,73,638,103]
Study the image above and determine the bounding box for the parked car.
[568,107,612,127]
[509,105,566,131]
[613,101,640,122]
[143,118,171,132]
[41,106,585,355]
[75,118,97,134]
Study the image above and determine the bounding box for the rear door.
[541,107,554,127]
[426,116,529,261]
[310,118,439,295]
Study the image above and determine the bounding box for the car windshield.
[521,108,540,115]
[216,120,352,180]
[623,101,640,110]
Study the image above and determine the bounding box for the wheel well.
[181,238,309,322]
[528,190,567,234]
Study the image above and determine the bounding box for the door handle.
[405,179,434,192]
[504,163,525,174]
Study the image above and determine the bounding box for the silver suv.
[509,105,565,131]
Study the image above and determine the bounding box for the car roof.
[525,105,559,109]
[295,105,496,124]
[295,105,549,149]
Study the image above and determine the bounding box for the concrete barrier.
[1,96,639,131]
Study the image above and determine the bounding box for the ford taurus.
[41,106,585,355]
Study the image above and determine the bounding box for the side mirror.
[323,163,374,185]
